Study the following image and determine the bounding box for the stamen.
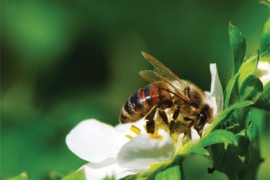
[149,134,163,140]
[130,125,141,135]
[125,135,133,139]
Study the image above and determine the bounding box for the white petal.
[175,133,184,151]
[117,129,175,169]
[209,63,224,115]
[82,158,137,180]
[66,119,129,163]
[191,128,200,141]
[201,123,211,137]
[257,61,270,86]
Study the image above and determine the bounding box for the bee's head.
[194,104,213,135]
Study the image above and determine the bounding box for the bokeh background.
[1,1,269,179]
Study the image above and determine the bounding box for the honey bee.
[119,52,214,136]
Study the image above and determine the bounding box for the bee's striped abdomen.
[119,84,172,123]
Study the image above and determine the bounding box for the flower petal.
[82,158,138,180]
[66,119,129,163]
[191,128,200,141]
[209,63,224,115]
[175,133,184,151]
[117,129,174,169]
[256,61,270,86]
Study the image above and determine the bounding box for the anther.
[130,125,141,135]
[125,135,133,139]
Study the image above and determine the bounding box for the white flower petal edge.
[205,63,223,117]
[82,158,140,180]
[191,128,201,141]
[117,129,175,169]
[66,119,129,163]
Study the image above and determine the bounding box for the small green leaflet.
[199,130,238,147]
[229,22,246,74]
[155,166,181,180]
[7,172,29,180]
[237,53,259,89]
[204,100,253,135]
[62,170,85,180]
[239,75,263,101]
[260,17,270,52]
[224,73,239,108]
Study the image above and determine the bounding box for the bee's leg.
[184,120,194,135]
[146,107,169,134]
[172,106,180,120]
[145,106,157,134]
[146,120,155,134]
[181,121,193,144]
[169,120,175,133]
[156,109,169,125]
[168,105,180,134]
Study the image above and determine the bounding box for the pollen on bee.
[130,125,141,135]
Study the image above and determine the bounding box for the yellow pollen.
[130,125,141,135]
[149,134,163,140]
[125,135,133,139]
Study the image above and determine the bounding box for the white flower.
[66,119,180,179]
[65,63,223,180]
[256,60,270,86]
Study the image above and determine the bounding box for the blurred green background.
[1,1,268,179]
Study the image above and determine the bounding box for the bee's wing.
[139,70,190,103]
[141,52,184,84]
[140,51,190,103]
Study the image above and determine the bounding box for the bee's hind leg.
[145,106,169,134]
[145,106,157,134]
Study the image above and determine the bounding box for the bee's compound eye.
[198,112,207,128]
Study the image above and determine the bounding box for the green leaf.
[223,115,240,133]
[199,130,238,147]
[48,171,64,180]
[209,144,225,173]
[129,156,184,180]
[120,174,140,180]
[103,176,116,180]
[239,75,263,101]
[214,144,244,179]
[245,108,268,141]
[179,142,209,156]
[259,0,270,8]
[260,17,270,52]
[155,166,181,180]
[62,170,85,180]
[240,119,262,180]
[260,46,270,60]
[205,101,253,135]
[237,53,259,88]
[229,22,246,74]
[7,172,29,180]
[235,130,249,157]
[224,73,239,108]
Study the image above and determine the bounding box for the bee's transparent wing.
[139,70,190,102]
[141,52,184,84]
